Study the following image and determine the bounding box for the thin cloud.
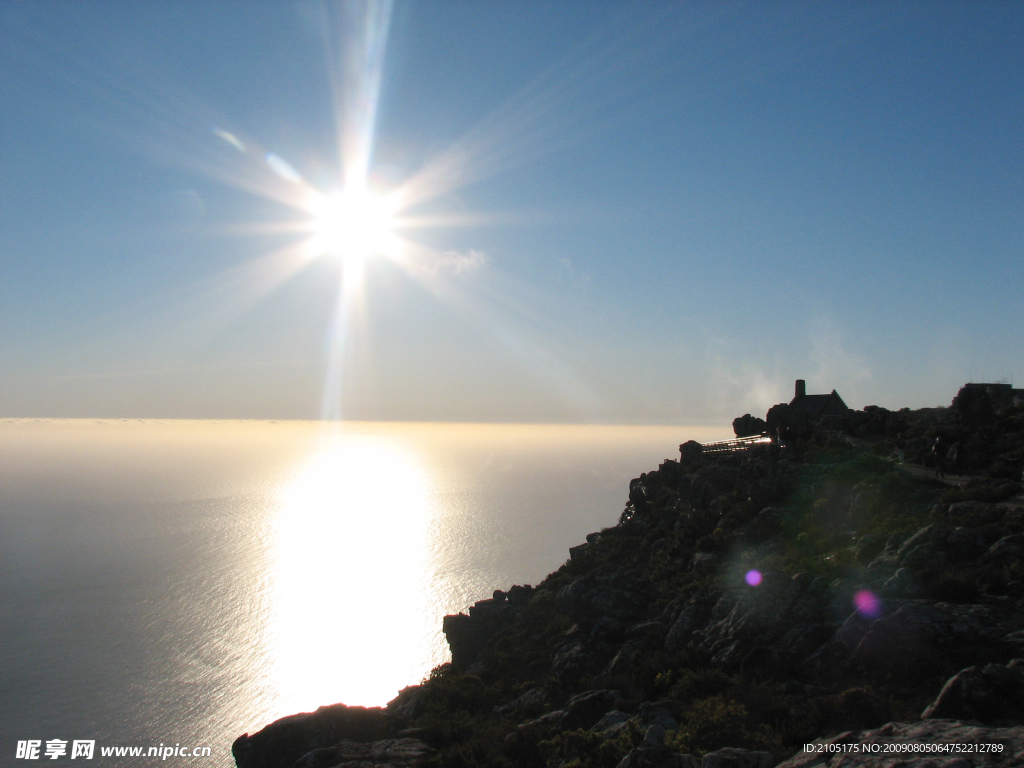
[429,249,488,274]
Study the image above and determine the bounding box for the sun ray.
[22,0,656,424]
[387,240,607,419]
[308,0,396,421]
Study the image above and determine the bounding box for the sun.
[308,187,399,266]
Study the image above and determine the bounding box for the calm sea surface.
[0,419,728,764]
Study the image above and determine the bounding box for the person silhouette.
[932,435,947,480]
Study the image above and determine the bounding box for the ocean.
[0,419,729,764]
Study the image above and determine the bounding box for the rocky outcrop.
[775,720,1024,768]
[291,738,435,768]
[688,571,833,671]
[442,585,534,670]
[922,659,1024,723]
[231,705,392,768]
[733,415,767,439]
[804,599,1024,682]
[616,725,696,768]
[703,748,775,768]
[235,385,1024,768]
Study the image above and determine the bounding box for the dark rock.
[900,542,945,572]
[984,534,1024,564]
[879,568,922,598]
[592,709,632,733]
[665,594,713,651]
[291,738,435,768]
[943,526,989,561]
[604,640,646,677]
[734,414,767,438]
[680,440,704,465]
[852,533,888,565]
[630,476,652,513]
[553,638,611,684]
[467,597,510,619]
[232,704,391,768]
[506,584,533,605]
[570,543,589,560]
[825,600,1024,680]
[626,621,668,648]
[896,524,949,559]
[636,701,678,731]
[701,747,775,768]
[516,709,567,739]
[556,575,649,633]
[946,501,1005,527]
[616,725,698,768]
[441,613,482,670]
[690,570,826,669]
[386,686,424,721]
[563,689,624,730]
[693,552,719,571]
[493,686,547,718]
[736,508,783,544]
[922,659,1024,723]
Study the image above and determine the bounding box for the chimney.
[795,379,806,399]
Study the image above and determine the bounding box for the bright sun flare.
[309,188,398,264]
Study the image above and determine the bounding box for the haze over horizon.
[2,1,1021,424]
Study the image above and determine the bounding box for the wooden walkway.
[699,434,772,454]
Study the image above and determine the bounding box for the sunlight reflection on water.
[0,419,730,761]
[270,433,436,710]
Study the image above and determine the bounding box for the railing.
[699,434,772,454]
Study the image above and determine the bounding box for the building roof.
[790,389,848,419]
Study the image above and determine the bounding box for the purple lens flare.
[854,589,881,618]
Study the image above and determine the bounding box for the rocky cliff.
[233,385,1024,768]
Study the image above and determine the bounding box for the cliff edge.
[234,384,1024,767]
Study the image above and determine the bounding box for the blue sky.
[1,1,1021,423]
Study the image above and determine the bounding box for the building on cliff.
[788,378,849,419]
[763,380,850,443]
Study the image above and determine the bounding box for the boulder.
[616,725,699,768]
[518,708,567,736]
[556,575,650,633]
[636,701,678,731]
[386,686,424,721]
[922,659,1024,723]
[563,689,624,730]
[291,738,435,768]
[822,600,1024,679]
[506,583,534,606]
[232,704,391,768]
[733,414,767,438]
[680,440,704,466]
[493,686,547,718]
[984,534,1024,565]
[592,710,632,733]
[879,568,921,599]
[943,526,990,562]
[570,543,590,560]
[702,747,775,768]
[690,571,828,670]
[442,594,516,669]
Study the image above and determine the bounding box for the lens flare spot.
[854,589,881,618]
[745,569,762,586]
